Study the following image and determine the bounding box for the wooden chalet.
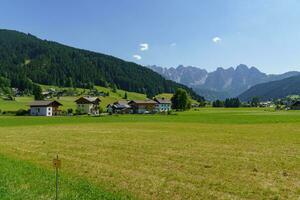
[75,97,101,115]
[128,100,158,114]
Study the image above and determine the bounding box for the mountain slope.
[0,29,203,101]
[239,75,300,101]
[148,64,300,100]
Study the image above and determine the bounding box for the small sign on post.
[53,155,61,200]
[53,156,61,169]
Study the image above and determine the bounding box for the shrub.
[67,108,73,115]
[99,106,104,114]
[16,109,29,116]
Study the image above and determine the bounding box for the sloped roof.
[113,104,131,109]
[291,101,300,106]
[115,100,129,106]
[29,100,62,107]
[154,98,171,104]
[129,100,157,104]
[75,97,101,104]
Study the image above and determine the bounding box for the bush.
[99,106,104,114]
[16,109,29,116]
[212,100,224,107]
[67,108,73,115]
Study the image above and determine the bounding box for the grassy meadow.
[0,108,299,199]
[0,85,147,112]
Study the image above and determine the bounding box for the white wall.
[157,104,171,112]
[30,107,52,116]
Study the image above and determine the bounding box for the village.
[29,96,172,116]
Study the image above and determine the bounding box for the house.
[128,100,158,114]
[290,101,300,110]
[75,97,101,115]
[29,100,62,116]
[154,97,172,112]
[259,101,273,108]
[107,100,132,114]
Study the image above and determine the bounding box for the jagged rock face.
[147,64,300,100]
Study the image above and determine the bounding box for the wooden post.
[53,155,61,200]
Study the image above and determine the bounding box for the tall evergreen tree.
[33,84,43,100]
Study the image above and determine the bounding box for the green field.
[0,108,299,199]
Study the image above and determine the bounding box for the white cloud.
[133,54,142,60]
[170,43,177,47]
[212,37,222,43]
[140,43,149,51]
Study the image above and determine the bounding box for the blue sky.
[1,0,300,74]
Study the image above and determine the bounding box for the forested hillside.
[239,75,300,101]
[0,29,203,101]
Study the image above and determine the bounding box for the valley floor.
[0,108,299,199]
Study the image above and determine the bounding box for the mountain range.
[147,65,300,100]
[0,29,203,101]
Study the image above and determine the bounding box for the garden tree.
[66,77,73,88]
[251,97,260,107]
[111,84,117,93]
[171,88,191,110]
[123,92,128,99]
[32,84,43,100]
[212,100,224,107]
[0,29,203,101]
[0,76,11,95]
[67,108,73,115]
[224,98,241,108]
[99,106,104,114]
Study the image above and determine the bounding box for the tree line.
[212,98,241,108]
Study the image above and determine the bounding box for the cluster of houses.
[29,97,172,116]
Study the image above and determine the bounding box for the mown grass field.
[0,108,299,199]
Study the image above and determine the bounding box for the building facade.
[75,97,101,115]
[107,100,132,114]
[29,100,62,116]
[154,97,172,112]
[128,100,158,114]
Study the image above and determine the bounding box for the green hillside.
[239,75,300,101]
[0,29,203,101]
[0,84,148,112]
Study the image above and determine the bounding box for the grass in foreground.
[0,108,299,199]
[0,155,131,200]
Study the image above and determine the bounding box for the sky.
[1,0,300,74]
